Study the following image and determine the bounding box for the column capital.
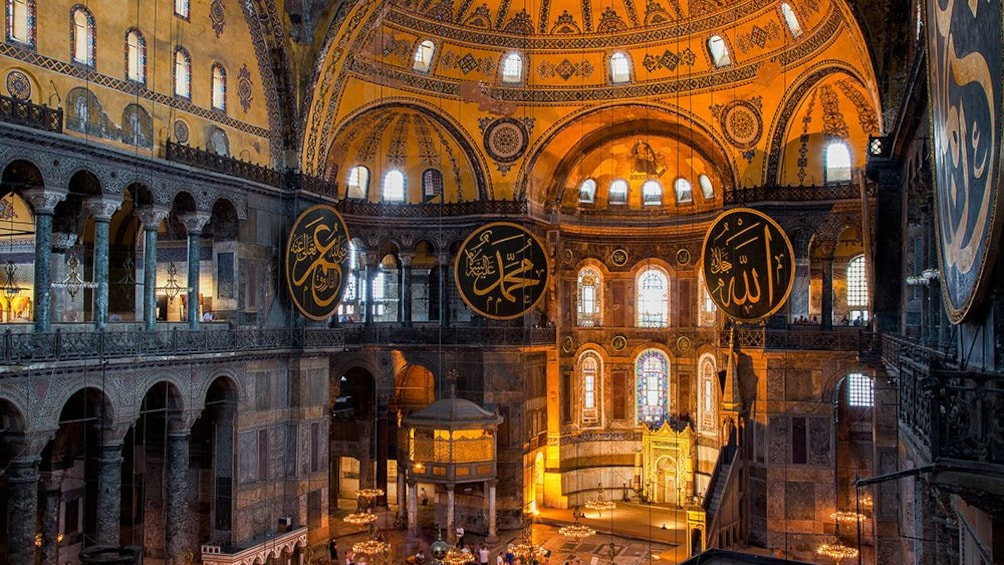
[399,252,415,267]
[4,430,54,460]
[23,188,67,215]
[83,196,123,222]
[135,205,171,231]
[52,231,78,252]
[436,252,451,266]
[178,211,212,235]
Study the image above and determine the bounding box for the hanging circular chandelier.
[816,542,858,562]
[829,510,866,524]
[353,538,391,556]
[344,512,378,526]
[442,548,476,565]
[357,487,386,499]
[557,522,595,539]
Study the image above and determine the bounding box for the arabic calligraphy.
[284,204,350,320]
[700,208,794,321]
[927,0,1003,323]
[455,222,549,320]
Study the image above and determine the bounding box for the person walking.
[329,538,339,565]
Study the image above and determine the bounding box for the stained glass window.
[577,267,601,327]
[636,349,669,425]
[580,352,600,424]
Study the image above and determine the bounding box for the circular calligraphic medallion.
[483,119,528,163]
[676,248,691,266]
[611,335,627,351]
[926,0,1004,323]
[454,222,549,320]
[562,336,574,353]
[284,204,351,320]
[562,248,574,266]
[173,120,190,144]
[610,248,629,267]
[700,208,794,321]
[676,336,691,352]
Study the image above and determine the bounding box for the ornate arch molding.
[519,102,735,205]
[762,61,873,185]
[328,99,492,200]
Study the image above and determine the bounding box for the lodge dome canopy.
[403,395,503,430]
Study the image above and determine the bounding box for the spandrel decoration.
[455,221,549,320]
[700,208,794,321]
[284,204,351,320]
[926,0,1003,323]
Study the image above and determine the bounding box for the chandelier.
[829,510,866,524]
[441,548,476,565]
[583,483,615,515]
[1,259,22,298]
[816,542,858,563]
[353,538,390,556]
[344,511,377,527]
[51,251,97,299]
[357,487,385,499]
[155,262,189,299]
[557,509,595,540]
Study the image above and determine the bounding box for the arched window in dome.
[674,177,693,204]
[174,0,190,18]
[347,166,369,199]
[707,35,731,67]
[382,170,406,203]
[71,6,95,66]
[610,52,631,84]
[7,0,36,46]
[781,3,802,38]
[847,254,868,323]
[501,52,524,84]
[637,266,668,327]
[825,141,852,183]
[579,351,603,425]
[698,355,718,432]
[642,180,662,206]
[609,179,628,205]
[699,175,715,200]
[577,266,601,327]
[422,168,442,202]
[578,179,597,203]
[413,39,435,72]
[212,63,227,111]
[636,349,669,425]
[174,47,191,98]
[125,28,146,83]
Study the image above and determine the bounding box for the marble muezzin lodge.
[0,0,1002,563]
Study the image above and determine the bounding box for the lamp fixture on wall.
[51,250,97,299]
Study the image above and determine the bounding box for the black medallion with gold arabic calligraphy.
[700,208,794,321]
[455,222,549,320]
[927,0,1004,323]
[284,204,351,321]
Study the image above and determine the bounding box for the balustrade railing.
[729,327,873,351]
[336,199,527,217]
[341,324,554,346]
[725,183,876,204]
[0,93,62,133]
[166,140,283,187]
[0,327,344,365]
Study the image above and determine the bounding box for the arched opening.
[190,377,239,547]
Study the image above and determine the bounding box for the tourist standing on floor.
[456,524,465,547]
[329,539,339,564]
[478,543,490,565]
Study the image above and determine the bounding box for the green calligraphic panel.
[455,222,549,320]
[927,0,1004,323]
[700,208,794,321]
[284,204,351,320]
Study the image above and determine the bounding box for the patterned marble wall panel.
[238,430,258,484]
[784,481,815,520]
[768,415,789,464]
[808,416,830,465]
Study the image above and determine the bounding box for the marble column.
[407,480,418,537]
[821,253,835,330]
[83,197,123,330]
[446,485,455,540]
[364,254,378,325]
[400,253,413,325]
[95,440,124,546]
[7,455,40,564]
[166,432,192,565]
[23,188,66,332]
[437,254,450,328]
[136,206,170,331]
[179,212,212,330]
[51,232,79,323]
[39,471,64,565]
[487,481,498,542]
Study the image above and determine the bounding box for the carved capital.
[135,205,171,231]
[52,232,78,252]
[83,196,123,222]
[22,188,67,215]
[399,252,415,268]
[178,211,212,235]
[3,430,54,460]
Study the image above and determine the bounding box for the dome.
[404,396,503,429]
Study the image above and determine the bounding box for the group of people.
[330,529,558,565]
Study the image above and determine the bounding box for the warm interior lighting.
[557,522,595,539]
[442,548,476,565]
[357,488,385,499]
[816,542,859,562]
[584,483,616,514]
[830,510,866,523]
[343,511,377,526]
[353,538,391,556]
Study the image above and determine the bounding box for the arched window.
[707,35,731,67]
[847,254,868,323]
[642,180,662,205]
[610,52,631,83]
[7,0,35,46]
[578,179,597,203]
[125,29,146,83]
[636,349,669,425]
[337,241,363,320]
[347,166,369,199]
[577,267,602,327]
[825,141,852,183]
[674,177,693,204]
[382,170,406,202]
[174,0,190,18]
[422,169,442,202]
[413,39,435,72]
[174,47,191,98]
[609,179,628,205]
[698,272,717,326]
[698,356,718,432]
[636,266,668,327]
[699,175,715,200]
[501,52,524,84]
[579,351,602,425]
[846,373,873,407]
[71,6,95,66]
[212,63,227,111]
[781,3,802,38]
